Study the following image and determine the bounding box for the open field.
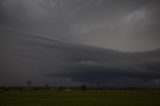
[0,90,160,106]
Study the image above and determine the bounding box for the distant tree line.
[2,80,160,92]
[0,85,160,92]
[0,80,159,92]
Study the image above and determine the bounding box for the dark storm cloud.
[47,55,160,86]
[1,28,160,86]
[0,0,160,86]
[0,0,160,51]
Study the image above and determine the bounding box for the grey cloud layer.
[0,0,160,51]
[0,28,160,87]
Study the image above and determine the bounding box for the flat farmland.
[0,90,160,106]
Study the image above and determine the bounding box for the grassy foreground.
[0,90,160,106]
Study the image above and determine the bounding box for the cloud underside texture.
[0,29,160,86]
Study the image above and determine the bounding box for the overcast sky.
[0,0,160,52]
[0,0,160,87]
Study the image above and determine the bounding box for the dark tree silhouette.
[80,84,87,91]
[26,80,32,87]
[58,86,64,91]
[45,84,49,90]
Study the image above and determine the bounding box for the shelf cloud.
[0,0,160,87]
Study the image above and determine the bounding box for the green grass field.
[0,90,160,106]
